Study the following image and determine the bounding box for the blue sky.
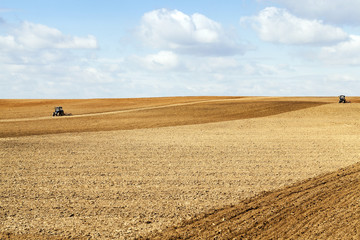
[1,0,360,98]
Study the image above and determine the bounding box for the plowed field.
[1,96,359,239]
[148,162,360,239]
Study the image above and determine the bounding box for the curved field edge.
[0,98,326,138]
[145,162,360,239]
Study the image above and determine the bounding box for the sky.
[1,0,360,98]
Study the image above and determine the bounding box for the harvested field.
[1,96,360,239]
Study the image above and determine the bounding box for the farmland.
[1,96,360,239]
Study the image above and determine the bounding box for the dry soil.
[0,96,359,239]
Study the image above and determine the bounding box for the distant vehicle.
[339,95,348,103]
[53,106,65,116]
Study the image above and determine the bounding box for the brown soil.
[1,96,360,239]
[0,97,328,138]
[147,162,360,239]
[0,97,240,120]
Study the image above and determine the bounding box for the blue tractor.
[339,95,348,103]
[53,106,65,116]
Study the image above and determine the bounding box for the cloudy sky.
[1,0,360,98]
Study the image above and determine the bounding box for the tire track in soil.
[146,162,360,239]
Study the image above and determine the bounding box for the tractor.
[339,95,347,103]
[53,106,65,116]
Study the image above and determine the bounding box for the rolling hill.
[1,96,359,239]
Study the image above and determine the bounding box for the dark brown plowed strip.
[0,97,244,120]
[0,99,325,138]
[145,162,360,239]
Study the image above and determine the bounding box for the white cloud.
[182,56,240,73]
[325,74,357,83]
[271,0,360,25]
[318,35,360,65]
[1,7,359,99]
[133,51,179,71]
[243,7,348,45]
[0,20,102,98]
[138,8,248,56]
[0,21,98,50]
[0,35,17,49]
